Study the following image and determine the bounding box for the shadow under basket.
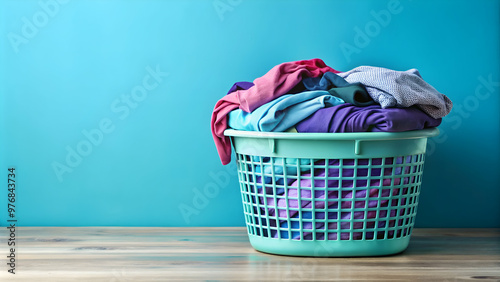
[224,128,439,257]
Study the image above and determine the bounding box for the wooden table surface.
[0,227,499,281]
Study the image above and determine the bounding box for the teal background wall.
[1,0,499,227]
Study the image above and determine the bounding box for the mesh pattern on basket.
[236,153,425,241]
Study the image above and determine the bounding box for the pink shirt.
[211,58,340,165]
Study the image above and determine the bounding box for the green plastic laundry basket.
[224,128,439,257]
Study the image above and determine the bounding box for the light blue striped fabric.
[337,66,452,119]
[228,90,345,132]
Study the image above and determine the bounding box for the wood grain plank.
[0,228,498,281]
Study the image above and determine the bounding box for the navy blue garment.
[301,72,375,106]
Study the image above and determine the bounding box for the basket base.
[248,234,411,257]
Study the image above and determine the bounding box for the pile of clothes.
[211,58,452,240]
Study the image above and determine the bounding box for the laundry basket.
[224,128,439,257]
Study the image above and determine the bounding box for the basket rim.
[224,128,439,141]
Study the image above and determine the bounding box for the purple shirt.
[296,103,441,133]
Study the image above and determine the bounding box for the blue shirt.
[228,90,345,132]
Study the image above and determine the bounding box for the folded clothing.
[228,91,345,132]
[296,103,441,133]
[212,58,340,165]
[337,66,452,119]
